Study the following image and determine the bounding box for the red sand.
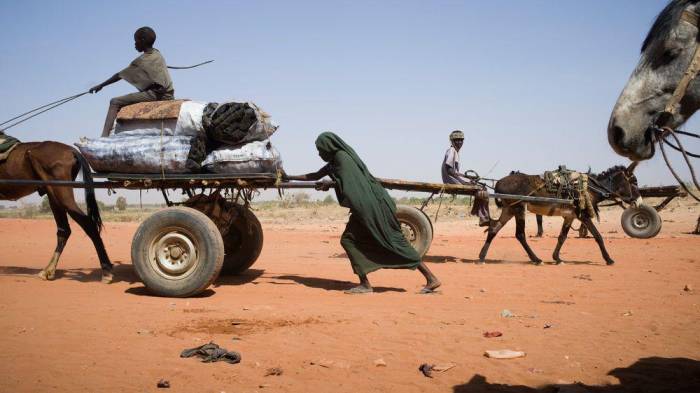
[0,206,698,392]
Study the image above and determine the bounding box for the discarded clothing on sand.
[180,342,241,364]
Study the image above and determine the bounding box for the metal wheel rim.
[400,222,418,245]
[631,212,651,230]
[148,227,200,279]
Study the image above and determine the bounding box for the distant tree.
[322,195,335,205]
[116,196,128,211]
[40,196,51,213]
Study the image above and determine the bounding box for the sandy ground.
[0,202,699,393]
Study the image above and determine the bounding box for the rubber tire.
[621,204,662,239]
[131,207,224,297]
[396,205,434,257]
[220,207,264,275]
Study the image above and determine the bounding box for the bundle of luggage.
[76,100,282,174]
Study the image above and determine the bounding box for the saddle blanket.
[0,134,20,161]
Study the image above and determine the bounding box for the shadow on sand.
[271,274,406,293]
[452,357,700,393]
[214,268,265,287]
[0,262,137,284]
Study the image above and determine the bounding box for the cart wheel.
[621,204,662,239]
[220,206,264,275]
[131,207,224,297]
[396,205,433,257]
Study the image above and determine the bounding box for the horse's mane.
[594,165,626,179]
[642,0,698,53]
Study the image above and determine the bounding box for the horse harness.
[653,9,700,201]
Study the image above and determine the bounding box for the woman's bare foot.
[419,279,441,294]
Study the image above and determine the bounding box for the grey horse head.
[608,0,700,161]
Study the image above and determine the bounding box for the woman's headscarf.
[315,131,387,203]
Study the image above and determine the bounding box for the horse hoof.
[38,270,55,281]
[531,260,543,265]
[101,271,114,284]
[606,260,615,266]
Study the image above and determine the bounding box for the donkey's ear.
[626,161,639,175]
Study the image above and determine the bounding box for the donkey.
[0,141,113,283]
[609,0,700,233]
[478,165,640,265]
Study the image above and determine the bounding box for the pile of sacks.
[76,100,281,174]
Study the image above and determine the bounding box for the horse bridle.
[588,169,639,204]
[651,9,700,202]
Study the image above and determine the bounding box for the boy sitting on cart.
[89,26,174,137]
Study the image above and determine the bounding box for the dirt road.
[0,205,698,392]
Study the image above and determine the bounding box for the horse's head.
[608,0,700,161]
[594,164,641,204]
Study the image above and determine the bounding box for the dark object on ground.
[180,342,241,364]
[483,331,503,338]
[419,363,435,378]
[157,379,170,388]
[265,367,283,376]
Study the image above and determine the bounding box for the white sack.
[202,140,282,174]
[114,101,206,137]
[76,135,193,173]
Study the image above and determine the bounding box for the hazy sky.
[1,0,697,205]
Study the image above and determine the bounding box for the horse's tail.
[71,148,103,232]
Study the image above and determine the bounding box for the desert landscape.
[0,197,698,393]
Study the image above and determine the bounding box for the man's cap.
[449,130,464,141]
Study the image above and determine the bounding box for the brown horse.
[479,165,640,265]
[0,141,113,282]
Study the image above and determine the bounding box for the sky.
[1,0,697,205]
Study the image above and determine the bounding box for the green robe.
[315,132,421,276]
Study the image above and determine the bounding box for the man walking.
[441,130,492,226]
[90,26,174,137]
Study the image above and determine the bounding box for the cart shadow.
[214,269,265,287]
[451,356,700,393]
[0,262,138,284]
[124,286,216,298]
[271,274,406,293]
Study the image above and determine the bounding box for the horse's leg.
[27,152,113,283]
[514,209,542,264]
[581,216,615,265]
[38,198,71,281]
[578,222,589,238]
[62,199,113,283]
[478,208,514,262]
[535,215,543,237]
[552,216,574,264]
